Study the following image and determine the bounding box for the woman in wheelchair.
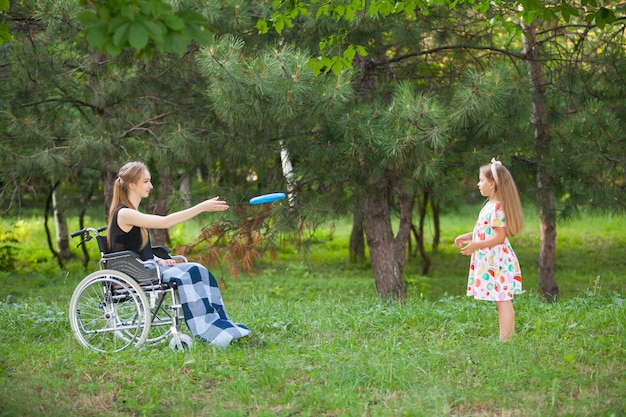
[107,161,250,347]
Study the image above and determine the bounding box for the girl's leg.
[495,300,515,341]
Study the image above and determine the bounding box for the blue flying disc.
[249,192,286,205]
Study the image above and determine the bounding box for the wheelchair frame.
[69,227,194,352]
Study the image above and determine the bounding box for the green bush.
[0,228,18,271]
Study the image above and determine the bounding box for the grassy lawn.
[0,208,624,416]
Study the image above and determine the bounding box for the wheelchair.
[69,226,194,353]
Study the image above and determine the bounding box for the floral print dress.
[467,201,522,301]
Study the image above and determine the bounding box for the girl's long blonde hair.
[107,161,150,250]
[480,161,524,237]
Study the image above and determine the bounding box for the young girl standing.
[455,159,524,341]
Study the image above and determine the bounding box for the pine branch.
[18,97,105,115]
[388,44,526,64]
[121,113,170,138]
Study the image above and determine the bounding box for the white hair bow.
[490,158,502,185]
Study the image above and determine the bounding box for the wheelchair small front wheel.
[69,270,151,353]
[169,333,193,351]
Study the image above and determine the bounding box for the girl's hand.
[158,259,177,266]
[455,235,470,248]
[460,242,476,256]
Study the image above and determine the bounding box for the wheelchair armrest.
[152,245,188,263]
[101,251,159,281]
[170,254,188,263]
[102,250,141,260]
[151,246,171,259]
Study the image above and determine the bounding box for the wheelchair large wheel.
[69,270,151,353]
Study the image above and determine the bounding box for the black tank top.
[109,205,153,260]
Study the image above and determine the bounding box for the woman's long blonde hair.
[480,161,524,237]
[107,161,150,250]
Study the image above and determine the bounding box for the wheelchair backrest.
[96,235,109,255]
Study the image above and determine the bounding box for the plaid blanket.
[160,263,250,347]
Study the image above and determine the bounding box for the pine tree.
[2,0,623,301]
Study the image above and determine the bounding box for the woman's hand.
[202,197,229,212]
[157,259,177,266]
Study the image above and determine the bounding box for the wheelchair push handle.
[71,226,107,247]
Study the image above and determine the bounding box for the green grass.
[0,292,624,416]
[0,209,625,416]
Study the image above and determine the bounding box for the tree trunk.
[537,187,558,300]
[352,53,410,300]
[145,167,172,247]
[280,140,297,207]
[361,174,411,300]
[349,205,365,264]
[362,192,405,299]
[45,183,63,268]
[52,187,71,260]
[102,169,115,221]
[179,171,191,209]
[521,19,560,301]
[393,178,413,276]
[416,188,431,275]
[432,200,440,251]
[78,188,94,269]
